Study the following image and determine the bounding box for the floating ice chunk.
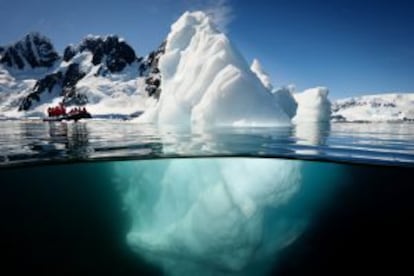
[293,87,331,122]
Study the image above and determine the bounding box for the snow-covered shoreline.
[332,93,414,122]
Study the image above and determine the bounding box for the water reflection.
[47,122,91,158]
[1,120,414,167]
[293,122,330,156]
[24,122,91,160]
[294,122,330,146]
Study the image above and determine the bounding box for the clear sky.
[0,0,413,99]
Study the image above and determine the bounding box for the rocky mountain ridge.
[0,33,165,113]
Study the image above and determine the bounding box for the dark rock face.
[63,45,76,62]
[139,41,165,76]
[0,33,59,70]
[63,63,85,88]
[61,63,87,106]
[141,41,166,99]
[19,72,62,111]
[18,63,87,111]
[66,35,137,73]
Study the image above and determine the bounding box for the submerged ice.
[114,158,309,275]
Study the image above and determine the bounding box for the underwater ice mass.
[113,158,337,275]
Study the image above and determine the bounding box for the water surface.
[1,120,414,168]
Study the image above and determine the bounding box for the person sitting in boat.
[69,107,79,115]
[48,106,57,117]
[58,102,66,116]
[47,103,66,117]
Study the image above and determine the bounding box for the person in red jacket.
[58,102,66,116]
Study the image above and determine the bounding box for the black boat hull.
[43,113,92,122]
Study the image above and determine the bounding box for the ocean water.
[1,121,414,275]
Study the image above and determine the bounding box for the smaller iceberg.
[293,87,331,123]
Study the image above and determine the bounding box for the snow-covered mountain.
[0,32,59,70]
[0,33,164,117]
[332,93,414,122]
[0,33,60,117]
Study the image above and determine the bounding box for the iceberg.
[116,158,306,275]
[136,11,290,127]
[293,87,331,123]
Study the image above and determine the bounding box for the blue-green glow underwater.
[1,158,412,275]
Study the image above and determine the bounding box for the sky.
[0,0,413,99]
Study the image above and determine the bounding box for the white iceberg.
[136,11,290,127]
[293,87,331,123]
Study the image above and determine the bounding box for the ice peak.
[166,11,219,52]
[172,11,215,32]
[250,58,273,91]
[136,11,290,127]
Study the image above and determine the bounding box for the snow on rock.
[18,35,141,112]
[332,93,414,122]
[250,59,273,91]
[0,68,37,117]
[136,11,290,127]
[293,87,331,123]
[0,33,59,70]
[64,34,137,73]
[118,158,305,276]
[75,61,149,115]
[12,35,159,117]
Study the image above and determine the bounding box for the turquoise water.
[1,158,413,275]
[1,121,414,275]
